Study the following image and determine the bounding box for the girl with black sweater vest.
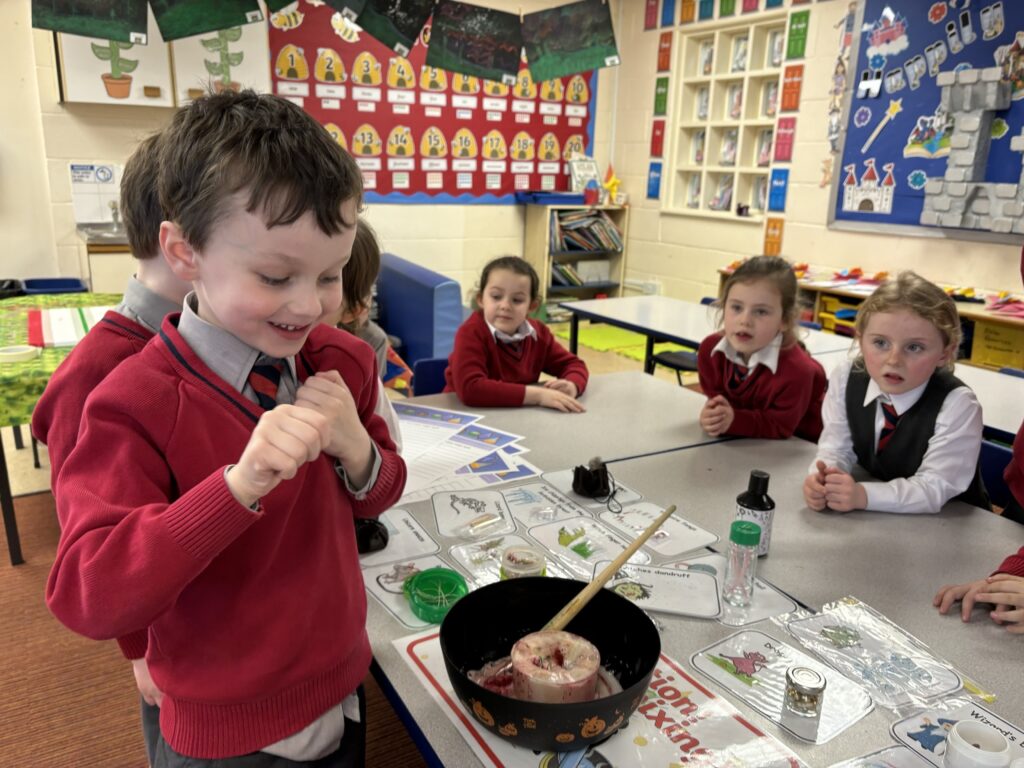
[804,272,988,514]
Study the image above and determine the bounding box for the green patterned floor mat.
[551,322,694,360]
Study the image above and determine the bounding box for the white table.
[409,371,724,468]
[560,295,852,373]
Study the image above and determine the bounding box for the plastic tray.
[0,279,24,299]
[22,278,88,294]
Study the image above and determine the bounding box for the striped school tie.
[876,401,900,454]
[729,362,749,388]
[248,357,284,410]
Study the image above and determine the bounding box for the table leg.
[569,314,580,354]
[32,437,41,470]
[643,336,656,374]
[0,435,25,566]
[12,425,24,450]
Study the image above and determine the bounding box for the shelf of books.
[523,204,630,322]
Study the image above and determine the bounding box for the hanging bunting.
[151,0,263,42]
[356,0,433,56]
[522,0,620,83]
[426,1,521,84]
[32,0,148,44]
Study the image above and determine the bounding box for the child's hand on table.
[803,460,829,511]
[295,370,374,487]
[699,395,734,436]
[131,658,163,707]
[543,378,578,398]
[527,386,586,413]
[821,466,867,512]
[227,405,329,507]
[935,574,1024,632]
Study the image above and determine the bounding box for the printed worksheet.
[448,534,572,586]
[527,516,650,579]
[667,553,797,627]
[541,468,644,508]
[431,490,515,539]
[502,481,590,525]
[691,630,873,744]
[394,402,481,461]
[829,745,930,767]
[891,700,1024,767]
[599,502,718,558]
[358,508,439,568]
[592,561,721,619]
[362,554,455,629]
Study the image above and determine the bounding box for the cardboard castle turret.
[919,66,1024,233]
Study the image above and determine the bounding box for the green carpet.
[552,322,694,361]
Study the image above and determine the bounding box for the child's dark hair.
[158,89,362,251]
[855,271,961,372]
[718,255,800,344]
[478,256,540,302]
[339,219,381,332]
[121,131,163,260]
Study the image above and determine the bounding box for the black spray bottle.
[735,470,775,557]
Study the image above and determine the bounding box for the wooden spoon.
[542,503,676,632]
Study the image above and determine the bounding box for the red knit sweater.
[32,311,153,660]
[1004,420,1024,514]
[697,332,827,441]
[444,311,589,407]
[998,547,1024,577]
[46,318,405,759]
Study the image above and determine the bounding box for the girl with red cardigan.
[445,256,588,411]
[697,256,827,441]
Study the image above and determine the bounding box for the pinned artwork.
[522,0,620,83]
[426,1,521,84]
[150,0,263,42]
[842,159,896,214]
[33,0,147,43]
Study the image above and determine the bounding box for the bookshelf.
[523,204,630,321]
[666,11,788,222]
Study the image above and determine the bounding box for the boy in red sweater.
[31,129,189,763]
[46,91,405,766]
[445,256,588,411]
[697,256,826,441]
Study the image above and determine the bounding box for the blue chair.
[998,367,1024,379]
[412,357,449,397]
[651,297,715,386]
[980,439,1013,510]
[799,320,823,331]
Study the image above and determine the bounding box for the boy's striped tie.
[877,401,900,454]
[248,357,284,410]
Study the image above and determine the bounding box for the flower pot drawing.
[101,73,132,98]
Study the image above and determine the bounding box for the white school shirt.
[711,331,783,374]
[811,359,983,514]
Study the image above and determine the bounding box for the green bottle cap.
[403,567,469,624]
[729,520,762,547]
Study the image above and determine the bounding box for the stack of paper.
[394,403,541,503]
[27,306,114,348]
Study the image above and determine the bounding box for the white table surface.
[561,295,853,356]
[409,371,722,468]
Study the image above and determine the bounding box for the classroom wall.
[9,0,616,301]
[614,2,1024,300]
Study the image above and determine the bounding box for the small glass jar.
[784,666,826,718]
[723,520,761,607]
[500,546,546,580]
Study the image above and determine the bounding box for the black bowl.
[439,577,661,752]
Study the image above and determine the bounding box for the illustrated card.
[829,745,931,767]
[358,508,439,568]
[599,502,718,557]
[431,490,515,539]
[667,553,797,627]
[787,598,962,710]
[541,469,644,508]
[396,628,807,768]
[448,534,572,586]
[691,630,873,744]
[527,516,650,579]
[592,561,721,619]
[502,481,590,525]
[362,554,455,629]
[891,701,1024,767]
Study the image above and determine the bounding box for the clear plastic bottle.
[735,469,775,557]
[723,520,761,607]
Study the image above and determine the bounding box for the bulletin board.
[267,4,597,204]
[831,0,1024,232]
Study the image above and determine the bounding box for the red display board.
[268,7,596,203]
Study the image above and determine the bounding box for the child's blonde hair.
[718,255,800,346]
[854,271,961,372]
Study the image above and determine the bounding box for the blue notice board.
[834,0,1023,228]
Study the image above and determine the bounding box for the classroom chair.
[998,367,1024,379]
[650,297,715,386]
[799,320,823,331]
[979,439,1013,510]
[412,357,449,397]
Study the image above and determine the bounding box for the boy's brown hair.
[855,271,962,372]
[339,219,382,332]
[120,132,163,260]
[158,89,362,251]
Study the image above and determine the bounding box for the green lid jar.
[403,567,469,624]
[729,520,762,547]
